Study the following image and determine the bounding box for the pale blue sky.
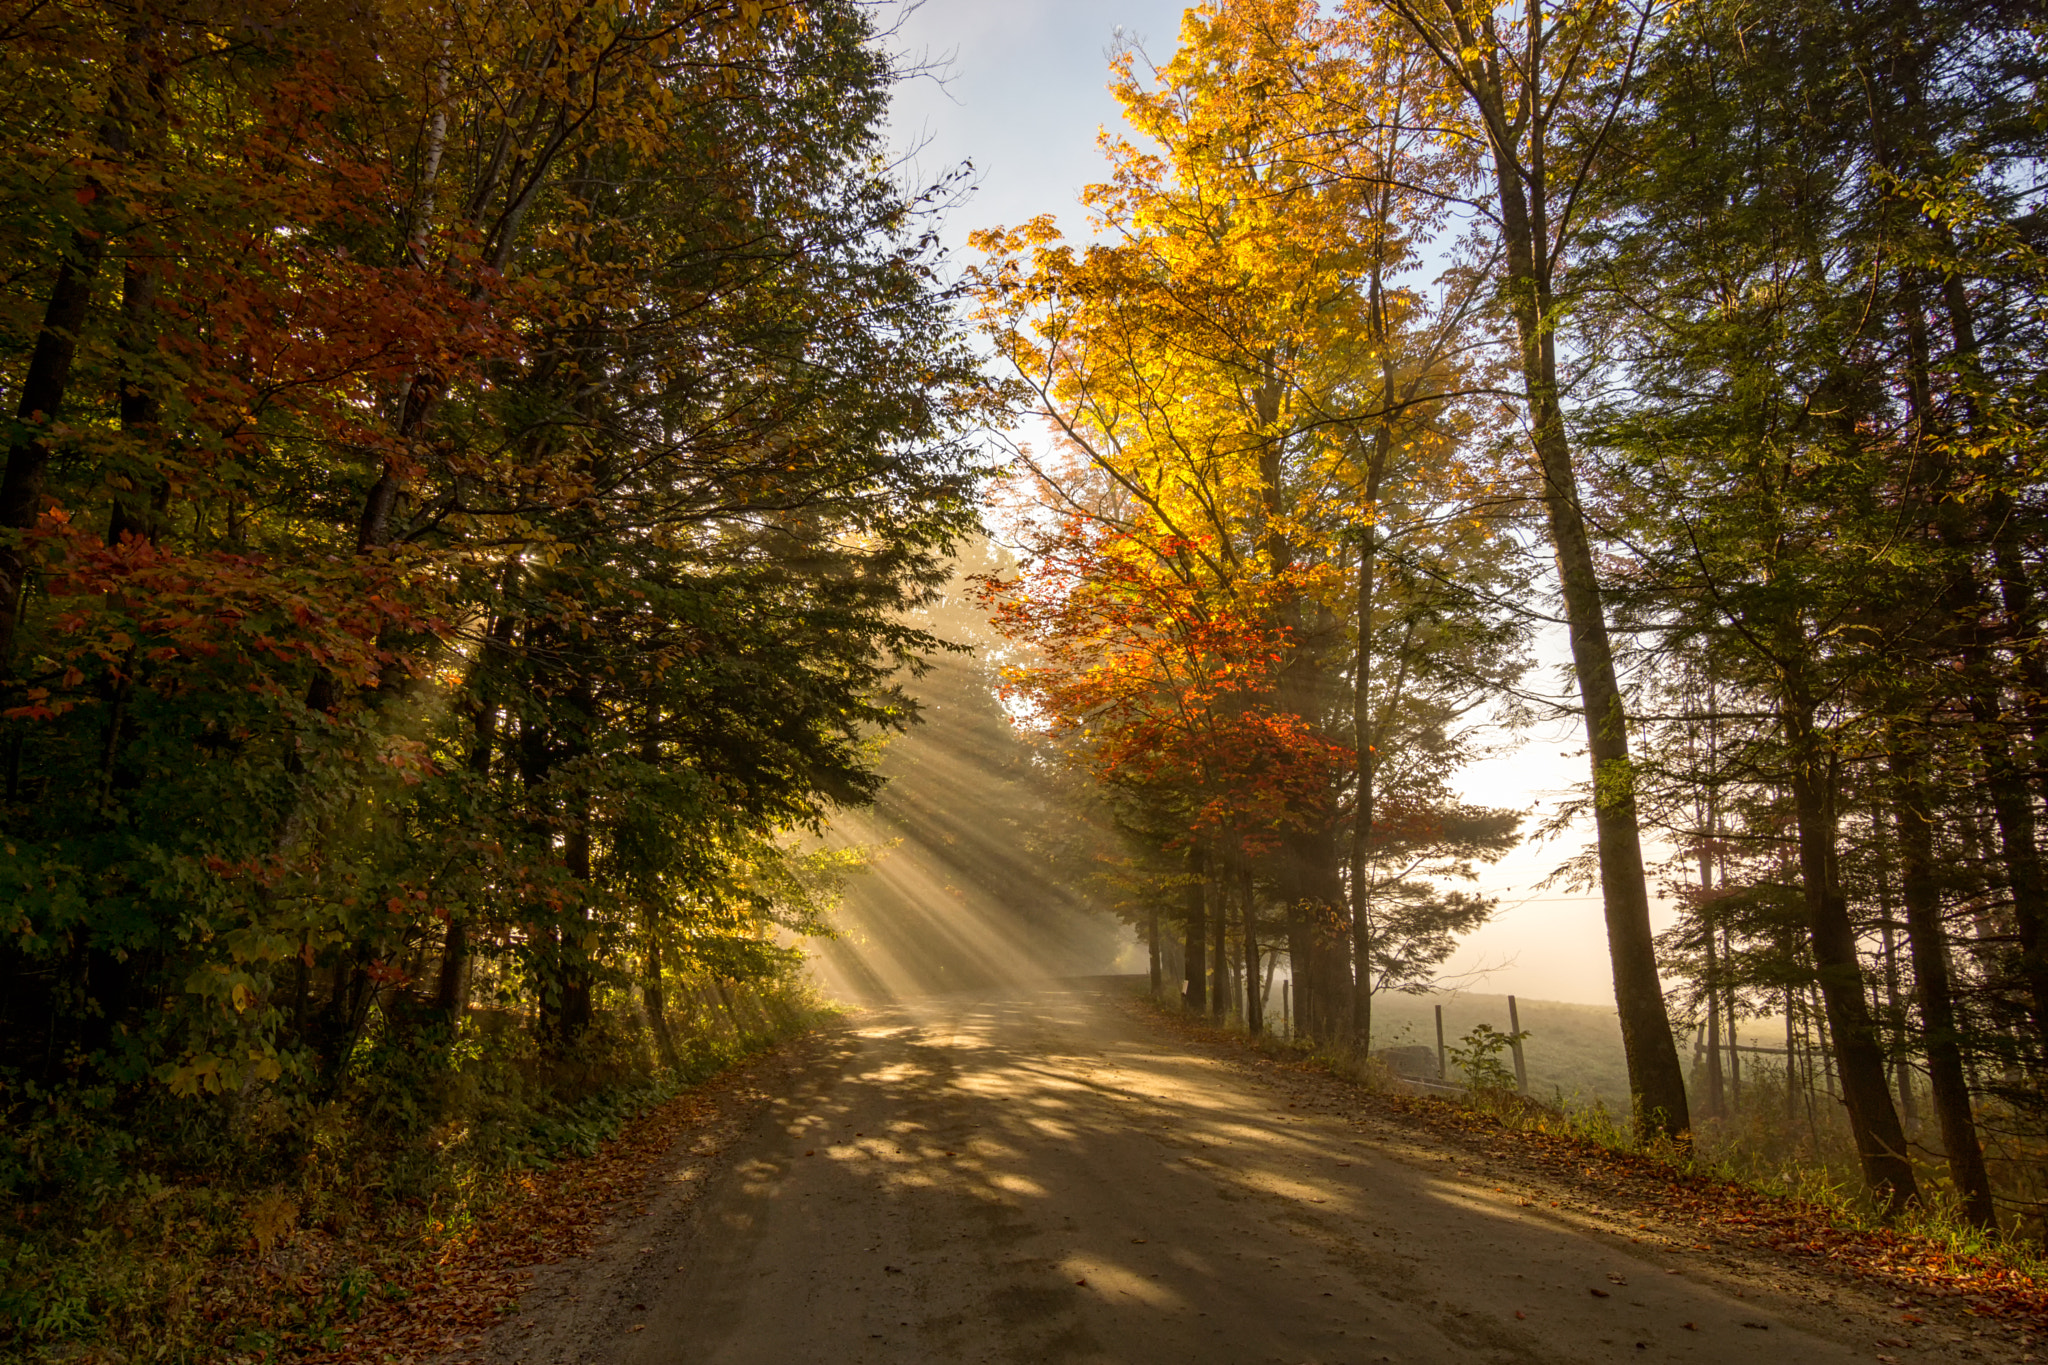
[881,0,1190,254]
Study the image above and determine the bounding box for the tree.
[0,0,981,1156]
[972,0,1524,1041]
[1574,0,2048,1211]
[1343,0,1692,1139]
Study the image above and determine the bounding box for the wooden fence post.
[1507,994,1528,1094]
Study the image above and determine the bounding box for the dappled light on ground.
[618,982,1870,1364]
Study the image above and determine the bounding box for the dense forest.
[5,0,2048,1354]
[0,3,984,1348]
[971,0,2048,1232]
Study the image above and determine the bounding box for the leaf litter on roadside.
[294,1044,793,1364]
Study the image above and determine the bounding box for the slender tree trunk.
[1890,735,1998,1227]
[1785,984,1800,1126]
[1703,927,1725,1120]
[1724,933,1741,1113]
[1781,688,1918,1212]
[1183,843,1207,1014]
[1433,51,1689,1137]
[554,674,596,1046]
[108,258,168,545]
[1964,698,2048,1048]
[1701,696,1725,1117]
[1,242,104,668]
[1211,858,1229,1022]
[0,34,152,668]
[1148,906,1162,998]
[1242,864,1262,1036]
[435,621,508,1023]
[645,930,681,1073]
[637,697,680,1069]
[1876,861,1918,1128]
[1350,520,1378,1051]
[1285,898,1309,1038]
[433,917,469,1024]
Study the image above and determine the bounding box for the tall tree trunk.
[1211,858,1229,1022]
[1781,687,1918,1213]
[1293,822,1351,1045]
[1350,519,1378,1052]
[1183,842,1207,1014]
[636,697,679,1069]
[1242,864,1262,1036]
[1875,851,1918,1128]
[108,258,168,545]
[553,672,596,1046]
[1702,926,1725,1120]
[1962,692,2048,1048]
[1724,931,1741,1113]
[434,628,508,1024]
[1285,897,1309,1039]
[1700,698,1726,1118]
[1890,734,1998,1228]
[1148,905,1162,998]
[1424,32,1688,1138]
[0,34,151,668]
[644,929,681,1074]
[1,241,104,668]
[1349,277,1397,1050]
[1785,983,1800,1126]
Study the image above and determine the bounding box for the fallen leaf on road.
[1590,1288,1611,1298]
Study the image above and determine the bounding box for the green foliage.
[0,983,813,1363]
[0,0,976,1216]
[1448,1022,1527,1095]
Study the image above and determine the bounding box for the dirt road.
[493,981,1990,1364]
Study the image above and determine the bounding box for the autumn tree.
[973,0,1524,1042]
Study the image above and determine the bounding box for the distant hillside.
[1367,991,1630,1107]
[1364,991,1789,1112]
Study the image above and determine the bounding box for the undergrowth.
[0,980,819,1365]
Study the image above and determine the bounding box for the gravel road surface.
[495,980,1977,1364]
